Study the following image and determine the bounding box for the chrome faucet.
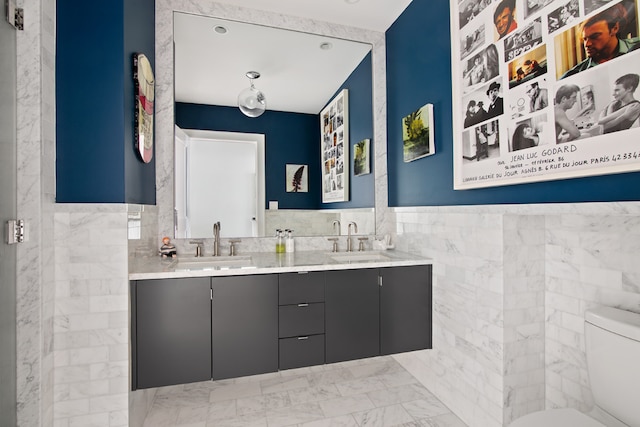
[332,220,341,236]
[189,240,204,257]
[347,222,358,252]
[213,221,221,256]
[228,239,241,256]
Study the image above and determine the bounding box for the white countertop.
[129,250,432,280]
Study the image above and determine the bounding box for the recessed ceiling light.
[213,25,227,34]
[344,0,360,3]
[320,42,333,50]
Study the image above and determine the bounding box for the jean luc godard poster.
[452,0,640,190]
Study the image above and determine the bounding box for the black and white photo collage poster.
[453,0,640,189]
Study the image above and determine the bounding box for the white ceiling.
[173,0,412,115]
[211,0,413,32]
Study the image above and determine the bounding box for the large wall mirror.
[155,0,389,240]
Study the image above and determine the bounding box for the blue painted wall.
[176,104,320,209]
[124,0,156,204]
[176,51,374,210]
[323,52,375,209]
[56,0,156,204]
[386,0,640,206]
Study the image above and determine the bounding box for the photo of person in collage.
[553,0,640,141]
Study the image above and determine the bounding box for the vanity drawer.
[279,272,325,305]
[279,303,324,338]
[279,335,325,370]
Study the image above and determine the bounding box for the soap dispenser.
[285,229,294,253]
[275,229,286,253]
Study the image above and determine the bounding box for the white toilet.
[510,306,640,427]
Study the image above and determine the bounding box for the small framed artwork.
[133,53,155,163]
[403,103,435,162]
[321,89,349,203]
[354,139,371,176]
[286,164,308,193]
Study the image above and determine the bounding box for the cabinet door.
[212,275,278,379]
[135,277,212,389]
[325,269,380,363]
[380,265,432,355]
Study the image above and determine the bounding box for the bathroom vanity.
[129,251,432,390]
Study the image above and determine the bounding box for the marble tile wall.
[391,203,640,427]
[57,202,640,427]
[127,205,159,427]
[266,210,341,238]
[392,208,507,427]
[53,205,130,427]
[544,211,640,414]
[502,215,545,423]
[41,0,57,424]
[336,209,377,238]
[264,208,375,238]
[127,205,159,259]
[16,0,57,425]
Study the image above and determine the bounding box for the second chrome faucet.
[346,221,358,252]
[213,221,221,256]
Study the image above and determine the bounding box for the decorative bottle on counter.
[285,229,294,253]
[275,229,286,253]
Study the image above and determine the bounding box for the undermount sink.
[329,252,391,263]
[173,255,254,270]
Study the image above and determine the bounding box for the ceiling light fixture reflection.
[213,25,228,34]
[237,71,267,118]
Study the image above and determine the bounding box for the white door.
[188,137,258,237]
[176,130,265,239]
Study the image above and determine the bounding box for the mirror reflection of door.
[174,126,189,236]
[175,128,265,238]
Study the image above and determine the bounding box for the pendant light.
[238,71,266,117]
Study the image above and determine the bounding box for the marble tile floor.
[142,355,467,427]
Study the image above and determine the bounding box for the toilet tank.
[585,306,640,427]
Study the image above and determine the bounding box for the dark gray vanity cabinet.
[133,277,212,389]
[278,272,325,370]
[380,265,433,355]
[325,268,380,363]
[212,275,278,380]
[132,262,432,389]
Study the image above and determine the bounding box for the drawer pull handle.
[298,336,309,340]
[298,303,309,307]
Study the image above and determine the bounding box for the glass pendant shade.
[238,71,266,117]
